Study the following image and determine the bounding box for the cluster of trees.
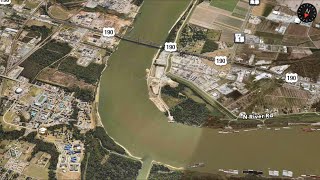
[83,6,128,20]
[201,39,219,54]
[23,25,52,43]
[170,99,214,126]
[312,101,320,112]
[162,84,228,128]
[131,0,144,6]
[148,163,226,180]
[161,84,186,99]
[21,40,72,80]
[70,86,95,102]
[229,120,262,129]
[0,125,26,140]
[81,129,141,179]
[58,56,105,85]
[70,101,80,120]
[179,25,207,48]
[92,127,126,155]
[0,97,13,116]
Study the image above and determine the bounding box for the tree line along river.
[98,0,320,178]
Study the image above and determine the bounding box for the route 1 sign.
[103,27,115,37]
[215,56,227,66]
[0,0,11,4]
[285,73,298,83]
[164,42,177,52]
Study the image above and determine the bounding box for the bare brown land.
[36,68,95,91]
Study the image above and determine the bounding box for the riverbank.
[98,0,320,177]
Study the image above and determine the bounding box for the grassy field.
[48,5,72,20]
[25,0,40,9]
[206,29,221,41]
[0,116,17,131]
[232,6,247,19]
[23,164,49,180]
[210,0,238,12]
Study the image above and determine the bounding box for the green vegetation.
[206,29,221,41]
[165,3,193,42]
[312,101,320,112]
[83,6,128,20]
[148,163,225,180]
[232,5,248,19]
[21,40,72,80]
[46,125,141,179]
[0,97,13,116]
[131,0,144,6]
[262,4,275,17]
[21,132,60,170]
[71,87,95,102]
[81,129,141,179]
[201,39,219,54]
[230,120,262,129]
[162,84,226,127]
[168,73,236,119]
[170,99,219,126]
[286,51,320,82]
[0,125,26,140]
[179,25,207,47]
[22,25,52,43]
[93,127,126,155]
[58,56,105,84]
[265,113,320,127]
[255,31,284,44]
[70,102,80,120]
[210,0,238,12]
[49,5,70,20]
[178,24,220,54]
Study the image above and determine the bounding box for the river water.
[98,0,320,178]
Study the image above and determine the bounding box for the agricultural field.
[282,35,315,47]
[215,14,243,29]
[189,2,244,32]
[255,19,280,34]
[285,24,309,37]
[206,29,221,41]
[225,79,281,113]
[210,0,238,12]
[235,44,279,61]
[255,31,284,45]
[231,1,249,19]
[258,86,312,114]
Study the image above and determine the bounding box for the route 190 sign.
[0,0,11,4]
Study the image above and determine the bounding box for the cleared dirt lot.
[285,24,309,37]
[37,68,95,91]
